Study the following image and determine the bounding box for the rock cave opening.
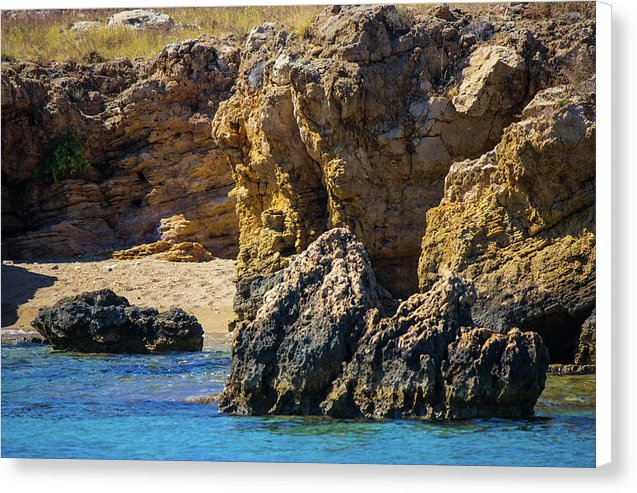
[521,309,589,364]
[137,171,149,184]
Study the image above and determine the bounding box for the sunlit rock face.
[2,38,240,260]
[212,4,551,322]
[418,86,596,364]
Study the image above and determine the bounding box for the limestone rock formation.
[112,240,215,262]
[575,309,596,367]
[323,275,548,419]
[69,21,101,32]
[107,10,174,31]
[443,327,549,418]
[2,37,239,260]
[212,4,556,326]
[418,85,596,363]
[452,45,527,116]
[220,228,395,415]
[31,289,203,353]
[220,228,548,419]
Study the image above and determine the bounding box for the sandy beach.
[1,258,236,351]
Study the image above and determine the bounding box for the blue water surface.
[1,343,595,466]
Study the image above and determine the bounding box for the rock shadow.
[1,264,56,327]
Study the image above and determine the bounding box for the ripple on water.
[1,343,595,466]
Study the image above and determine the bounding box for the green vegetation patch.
[40,132,91,182]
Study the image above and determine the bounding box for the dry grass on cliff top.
[0,6,321,64]
[1,3,596,65]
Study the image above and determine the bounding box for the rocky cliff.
[2,37,240,259]
[210,4,595,332]
[2,4,596,370]
[418,86,595,364]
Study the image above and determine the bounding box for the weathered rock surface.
[112,240,215,262]
[442,327,549,418]
[220,228,395,415]
[575,309,596,367]
[107,10,174,31]
[452,45,527,116]
[220,229,548,419]
[212,4,561,325]
[418,85,596,363]
[31,289,204,353]
[69,21,101,32]
[2,37,239,260]
[3,5,597,368]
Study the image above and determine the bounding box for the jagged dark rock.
[221,229,549,419]
[31,289,203,353]
[220,228,396,415]
[575,309,596,366]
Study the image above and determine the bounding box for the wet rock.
[322,273,476,419]
[443,327,549,418]
[548,364,595,375]
[107,10,174,31]
[31,289,203,353]
[221,229,548,419]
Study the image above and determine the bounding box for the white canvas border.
[595,0,611,468]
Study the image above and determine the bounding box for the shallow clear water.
[1,343,595,466]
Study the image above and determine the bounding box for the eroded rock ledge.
[211,3,594,331]
[220,228,549,419]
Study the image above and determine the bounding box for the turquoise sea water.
[1,343,595,466]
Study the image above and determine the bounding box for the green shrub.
[41,132,91,182]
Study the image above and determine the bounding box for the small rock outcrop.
[112,240,214,262]
[31,289,203,353]
[418,86,595,364]
[69,21,101,32]
[220,228,395,415]
[107,10,174,31]
[575,309,596,367]
[452,45,527,116]
[220,229,549,419]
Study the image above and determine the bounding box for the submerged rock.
[31,289,203,353]
[220,229,548,419]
